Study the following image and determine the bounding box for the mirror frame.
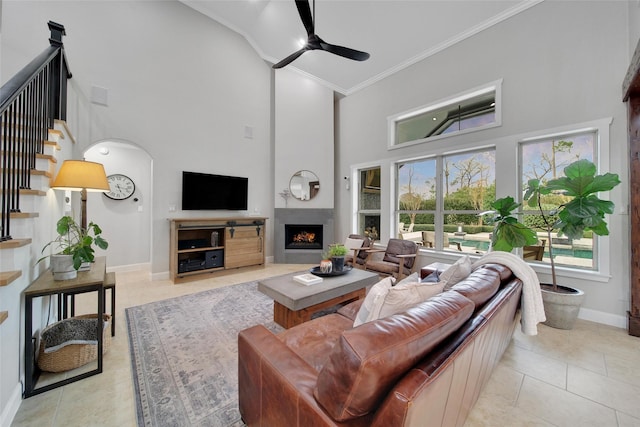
[289,170,320,201]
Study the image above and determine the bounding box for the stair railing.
[0,21,71,241]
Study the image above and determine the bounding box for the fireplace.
[275,208,334,264]
[285,224,323,250]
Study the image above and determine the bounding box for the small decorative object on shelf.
[279,189,291,207]
[320,259,333,274]
[293,273,323,286]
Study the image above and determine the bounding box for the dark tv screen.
[182,171,248,210]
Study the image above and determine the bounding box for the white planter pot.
[50,254,77,280]
[540,284,585,330]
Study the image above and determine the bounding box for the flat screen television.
[182,171,248,210]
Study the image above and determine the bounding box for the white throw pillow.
[353,277,394,327]
[441,255,472,290]
[375,281,446,320]
[395,272,419,287]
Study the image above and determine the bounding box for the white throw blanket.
[472,251,546,335]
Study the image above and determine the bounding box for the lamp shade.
[51,160,110,192]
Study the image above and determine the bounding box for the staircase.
[0,21,72,423]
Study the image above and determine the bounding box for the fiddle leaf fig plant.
[524,159,620,291]
[38,215,109,270]
[481,196,539,252]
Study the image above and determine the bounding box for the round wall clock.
[105,174,135,200]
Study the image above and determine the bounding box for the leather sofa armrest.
[238,325,341,426]
[337,299,364,321]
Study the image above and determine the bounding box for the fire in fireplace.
[285,224,323,250]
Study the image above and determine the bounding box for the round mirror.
[289,170,320,201]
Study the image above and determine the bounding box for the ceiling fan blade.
[319,42,370,61]
[295,0,314,36]
[272,48,307,69]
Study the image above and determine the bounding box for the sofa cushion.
[448,265,502,308]
[355,272,445,325]
[277,313,354,372]
[421,269,440,283]
[441,255,472,289]
[314,291,475,421]
[353,277,394,327]
[337,299,364,321]
[395,272,419,286]
[375,281,446,320]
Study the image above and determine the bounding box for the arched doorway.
[84,140,153,270]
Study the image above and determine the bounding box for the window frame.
[351,164,382,240]
[353,114,613,285]
[387,79,503,150]
[394,147,496,251]
[516,118,613,283]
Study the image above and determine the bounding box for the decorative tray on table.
[309,265,353,277]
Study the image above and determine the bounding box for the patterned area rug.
[126,281,283,426]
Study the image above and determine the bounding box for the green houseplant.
[39,215,109,280]
[328,243,349,272]
[482,196,539,252]
[523,159,620,329]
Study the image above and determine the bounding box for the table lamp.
[51,160,110,230]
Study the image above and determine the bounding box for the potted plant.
[523,159,620,329]
[328,243,348,272]
[481,196,539,252]
[38,215,109,280]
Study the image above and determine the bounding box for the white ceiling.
[181,0,542,95]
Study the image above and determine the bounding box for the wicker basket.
[37,313,111,373]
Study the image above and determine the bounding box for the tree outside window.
[397,149,495,251]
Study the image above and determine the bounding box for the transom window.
[389,80,502,148]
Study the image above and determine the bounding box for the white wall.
[1,0,273,276]
[629,0,640,58]
[336,1,631,326]
[274,68,334,210]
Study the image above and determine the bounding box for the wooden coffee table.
[258,268,380,328]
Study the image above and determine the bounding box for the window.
[519,130,596,270]
[358,167,381,241]
[396,149,495,251]
[389,80,502,149]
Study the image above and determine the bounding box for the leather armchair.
[363,238,418,280]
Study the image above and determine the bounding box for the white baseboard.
[579,307,627,329]
[1,383,22,427]
[107,262,151,273]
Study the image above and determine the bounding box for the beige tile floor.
[11,264,640,427]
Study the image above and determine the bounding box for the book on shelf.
[293,273,323,286]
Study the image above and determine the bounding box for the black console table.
[23,257,106,397]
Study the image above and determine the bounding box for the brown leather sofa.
[238,263,522,427]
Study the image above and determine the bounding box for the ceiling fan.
[272,0,370,69]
